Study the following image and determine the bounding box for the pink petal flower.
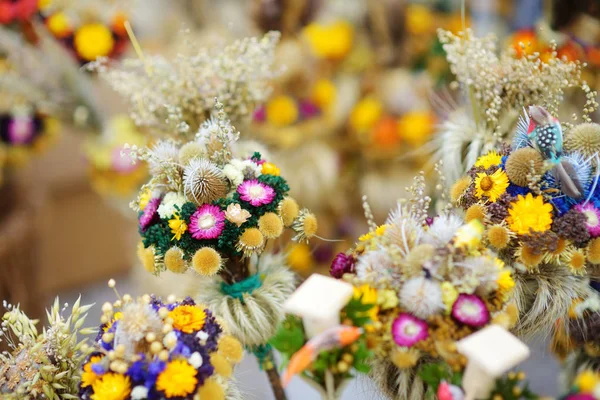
[8,116,35,145]
[189,204,225,239]
[391,313,429,347]
[237,179,275,207]
[575,203,600,238]
[139,197,161,232]
[112,146,137,173]
[451,294,490,327]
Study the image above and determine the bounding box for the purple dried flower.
[299,100,320,119]
[330,252,355,278]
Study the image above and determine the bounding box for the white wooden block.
[457,325,530,400]
[284,274,354,338]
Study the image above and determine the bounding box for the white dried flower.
[423,214,464,246]
[399,277,444,319]
[131,386,149,400]
[188,352,203,369]
[157,192,187,219]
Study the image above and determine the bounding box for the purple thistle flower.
[451,294,490,327]
[237,179,276,207]
[139,197,161,232]
[330,252,355,279]
[189,204,225,239]
[391,313,429,347]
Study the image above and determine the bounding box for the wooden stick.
[263,348,288,400]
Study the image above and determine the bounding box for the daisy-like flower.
[451,294,490,327]
[155,360,198,398]
[225,203,251,227]
[237,179,275,207]
[391,313,429,347]
[189,205,225,240]
[575,203,600,238]
[506,193,553,235]
[168,214,188,241]
[139,197,161,232]
[91,373,131,400]
[474,169,509,202]
[168,305,206,333]
[474,151,503,169]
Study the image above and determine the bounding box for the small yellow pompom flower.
[303,21,354,60]
[139,188,152,210]
[487,225,511,249]
[259,213,284,239]
[378,289,399,309]
[279,197,299,226]
[192,247,222,276]
[156,360,198,398]
[91,373,131,400]
[465,204,486,223]
[47,12,72,38]
[397,111,435,147]
[211,353,233,377]
[311,79,336,110]
[405,4,434,35]
[74,23,115,61]
[588,238,600,264]
[441,282,459,313]
[196,379,225,400]
[575,370,600,393]
[164,247,187,274]
[450,176,471,204]
[287,243,313,273]
[349,97,383,133]
[237,228,265,256]
[266,95,298,127]
[261,162,280,176]
[507,193,553,235]
[292,210,318,242]
[137,242,155,273]
[168,214,188,241]
[218,335,244,363]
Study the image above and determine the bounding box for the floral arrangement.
[85,114,148,202]
[329,175,518,398]
[0,297,93,399]
[38,0,130,64]
[128,101,316,400]
[451,107,600,337]
[131,104,316,279]
[80,281,243,400]
[433,28,590,183]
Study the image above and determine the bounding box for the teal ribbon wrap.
[246,343,273,370]
[220,274,263,300]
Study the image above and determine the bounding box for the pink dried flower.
[139,197,161,232]
[451,294,490,327]
[574,203,600,238]
[391,313,429,347]
[189,204,225,239]
[237,179,275,207]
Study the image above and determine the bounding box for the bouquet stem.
[263,347,288,400]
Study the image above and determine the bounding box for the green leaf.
[268,315,306,356]
[417,362,454,391]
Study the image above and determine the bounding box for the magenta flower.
[451,294,490,327]
[391,313,429,347]
[299,101,320,119]
[8,116,35,145]
[237,179,275,207]
[575,203,600,237]
[139,197,161,232]
[565,395,595,400]
[330,252,355,279]
[253,105,266,123]
[189,204,225,239]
